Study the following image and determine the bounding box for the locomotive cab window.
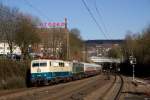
[39,62,47,67]
[32,63,39,67]
[59,62,64,67]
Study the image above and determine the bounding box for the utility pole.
[52,26,55,58]
[83,43,87,62]
[4,40,6,55]
[65,18,70,60]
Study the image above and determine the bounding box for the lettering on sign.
[38,22,65,28]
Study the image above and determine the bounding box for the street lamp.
[129,56,136,81]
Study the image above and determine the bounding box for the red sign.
[38,22,65,28]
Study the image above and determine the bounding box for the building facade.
[0,42,21,55]
[84,40,123,58]
[32,18,69,59]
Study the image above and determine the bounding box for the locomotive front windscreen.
[32,62,47,67]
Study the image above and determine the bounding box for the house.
[0,42,21,55]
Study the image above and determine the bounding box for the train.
[30,59,102,86]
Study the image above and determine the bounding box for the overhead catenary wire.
[94,0,111,39]
[23,0,50,21]
[81,0,109,39]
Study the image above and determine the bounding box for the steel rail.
[114,75,124,100]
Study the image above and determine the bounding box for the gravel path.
[119,76,150,100]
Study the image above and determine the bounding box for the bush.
[0,59,30,90]
[0,76,26,89]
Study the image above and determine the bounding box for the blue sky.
[1,0,150,40]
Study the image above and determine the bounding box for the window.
[32,63,39,67]
[7,47,10,50]
[49,62,51,66]
[59,62,64,67]
[40,62,47,67]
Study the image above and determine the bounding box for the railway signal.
[129,56,136,81]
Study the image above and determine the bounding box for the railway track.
[114,75,124,100]
[43,75,106,100]
[0,74,113,100]
[101,74,124,100]
[0,74,123,100]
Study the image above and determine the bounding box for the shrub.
[0,59,30,90]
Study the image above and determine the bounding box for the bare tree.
[0,4,19,55]
[122,26,150,65]
[15,14,40,59]
[69,28,83,61]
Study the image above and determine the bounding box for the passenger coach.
[82,63,102,77]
